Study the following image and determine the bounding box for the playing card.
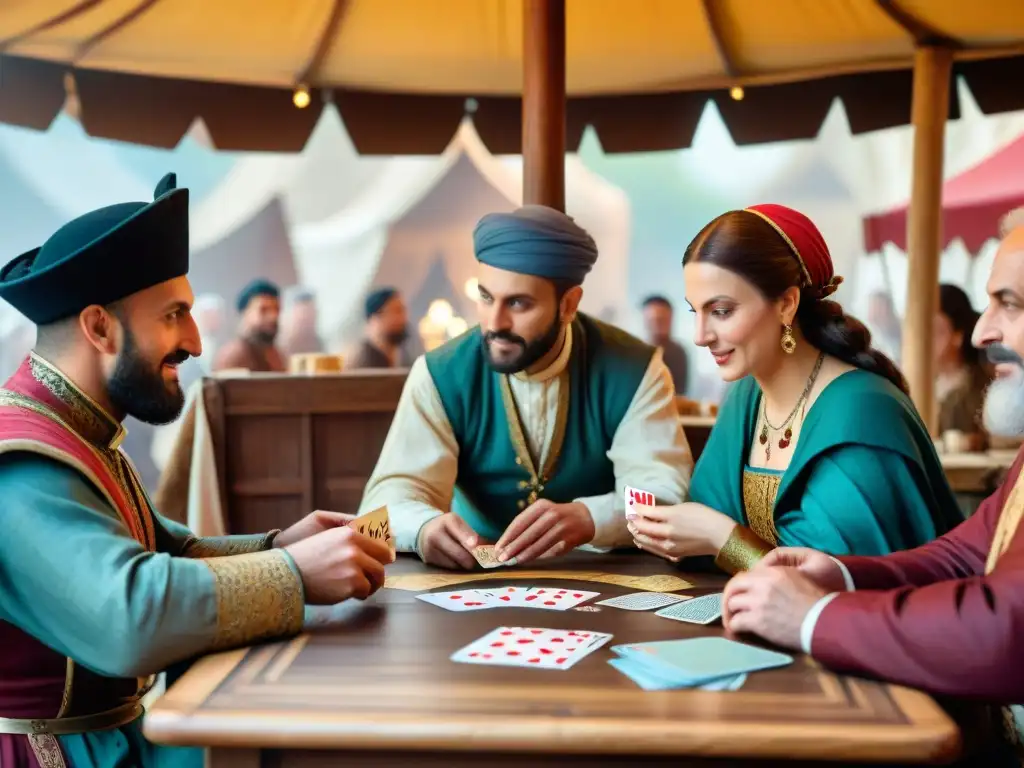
[654,592,723,625]
[596,592,690,611]
[415,588,497,611]
[488,585,538,606]
[517,587,600,611]
[471,544,517,569]
[624,485,655,520]
[612,637,792,683]
[451,627,612,670]
[347,505,394,551]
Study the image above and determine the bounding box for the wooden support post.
[903,46,952,434]
[522,0,566,211]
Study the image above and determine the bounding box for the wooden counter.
[144,553,960,767]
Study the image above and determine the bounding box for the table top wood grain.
[143,552,960,764]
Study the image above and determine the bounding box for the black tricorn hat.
[0,173,189,325]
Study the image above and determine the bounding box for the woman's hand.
[627,502,737,562]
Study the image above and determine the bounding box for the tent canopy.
[863,132,1024,253]
[2,0,1024,153]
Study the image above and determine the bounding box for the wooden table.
[144,553,960,767]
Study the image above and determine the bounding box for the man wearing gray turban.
[357,205,692,568]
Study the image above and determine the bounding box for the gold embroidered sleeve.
[201,550,304,650]
[182,530,281,558]
[714,525,775,575]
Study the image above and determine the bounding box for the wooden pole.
[903,46,952,434]
[522,0,566,211]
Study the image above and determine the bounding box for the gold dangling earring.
[781,324,796,354]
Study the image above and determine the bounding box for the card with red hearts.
[624,485,655,520]
[486,586,598,610]
[451,627,613,669]
[415,588,497,611]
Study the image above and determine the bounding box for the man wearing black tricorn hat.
[357,204,692,569]
[0,174,393,767]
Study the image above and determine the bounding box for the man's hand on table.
[418,513,481,570]
[274,510,354,549]
[759,547,850,592]
[495,500,595,566]
[721,566,827,651]
[285,527,395,604]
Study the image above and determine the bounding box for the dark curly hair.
[683,210,908,394]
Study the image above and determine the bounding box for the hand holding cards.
[282,518,394,604]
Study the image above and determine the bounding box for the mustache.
[986,344,1024,368]
[485,331,525,347]
[163,349,192,366]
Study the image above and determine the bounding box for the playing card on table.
[451,627,613,670]
[596,592,690,611]
[654,592,723,625]
[624,485,655,520]
[415,588,497,612]
[347,505,395,551]
[488,585,538,606]
[471,544,517,569]
[523,587,600,610]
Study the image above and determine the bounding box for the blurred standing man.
[213,279,286,372]
[349,287,410,369]
[641,295,689,395]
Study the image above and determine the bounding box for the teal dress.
[691,370,963,559]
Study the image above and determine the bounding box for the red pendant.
[778,427,792,450]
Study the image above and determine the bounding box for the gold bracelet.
[714,525,774,575]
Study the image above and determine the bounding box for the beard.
[106,327,191,425]
[251,323,278,345]
[385,326,409,346]
[982,344,1024,438]
[482,317,563,375]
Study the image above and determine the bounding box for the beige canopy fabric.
[1,0,1023,152]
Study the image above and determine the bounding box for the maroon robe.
[813,447,1024,700]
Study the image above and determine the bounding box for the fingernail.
[465,537,476,548]
[498,553,508,562]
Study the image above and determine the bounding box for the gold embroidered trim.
[28,734,66,768]
[0,392,154,550]
[742,469,781,545]
[986,460,1024,574]
[499,368,570,509]
[182,530,280,558]
[57,658,73,718]
[743,208,813,287]
[203,550,304,650]
[714,525,775,575]
[28,353,125,451]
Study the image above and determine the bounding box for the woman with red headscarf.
[629,205,963,573]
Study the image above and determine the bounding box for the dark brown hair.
[683,210,908,394]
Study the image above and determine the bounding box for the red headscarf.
[744,203,843,299]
